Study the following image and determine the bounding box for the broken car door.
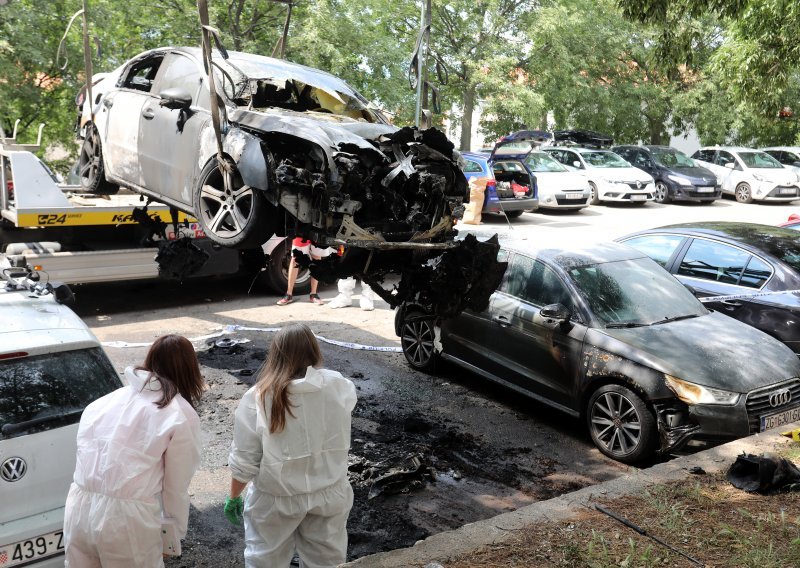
[139,52,211,205]
[488,254,588,410]
[101,54,165,187]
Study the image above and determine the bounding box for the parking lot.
[68,197,800,565]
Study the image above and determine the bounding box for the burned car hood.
[589,311,800,392]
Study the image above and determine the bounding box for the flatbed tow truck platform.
[0,124,291,287]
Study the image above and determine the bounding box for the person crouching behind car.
[63,335,204,567]
[225,323,357,567]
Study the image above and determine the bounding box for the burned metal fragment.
[155,237,210,280]
[366,456,434,500]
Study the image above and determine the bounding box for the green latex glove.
[224,496,244,526]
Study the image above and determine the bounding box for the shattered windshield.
[581,151,630,168]
[568,258,707,326]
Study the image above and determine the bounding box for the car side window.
[622,235,685,268]
[677,239,750,285]
[716,151,740,170]
[121,56,164,93]
[632,150,650,167]
[463,160,484,173]
[693,149,715,162]
[739,256,771,289]
[500,255,574,311]
[155,54,202,102]
[764,150,783,163]
[500,253,534,298]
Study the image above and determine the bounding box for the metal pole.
[414,1,424,127]
[81,0,94,121]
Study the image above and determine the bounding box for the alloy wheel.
[198,175,256,239]
[736,183,752,203]
[590,391,642,456]
[654,182,669,203]
[79,127,102,187]
[401,317,435,370]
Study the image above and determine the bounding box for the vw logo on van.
[769,389,792,408]
[1,457,27,482]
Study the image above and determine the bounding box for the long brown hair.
[137,335,205,409]
[257,324,322,433]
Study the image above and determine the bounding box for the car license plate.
[0,530,64,567]
[780,187,796,195]
[630,194,646,201]
[696,186,714,193]
[760,405,800,432]
[564,193,584,200]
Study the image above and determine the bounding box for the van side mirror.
[572,160,582,169]
[724,162,735,170]
[541,303,572,327]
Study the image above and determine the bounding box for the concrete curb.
[344,426,799,567]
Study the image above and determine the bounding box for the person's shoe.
[328,294,352,309]
[360,298,375,311]
[277,294,293,306]
[309,293,324,305]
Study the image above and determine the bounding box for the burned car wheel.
[587,384,657,463]
[401,312,438,372]
[264,238,311,295]
[79,124,118,195]
[193,157,270,249]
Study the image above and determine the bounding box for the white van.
[0,263,122,567]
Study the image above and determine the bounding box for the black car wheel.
[400,311,438,372]
[654,181,671,204]
[589,182,599,205]
[194,157,270,249]
[79,124,118,195]
[264,238,312,295]
[505,210,524,218]
[735,182,754,204]
[587,384,657,463]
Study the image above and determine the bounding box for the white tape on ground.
[697,288,800,303]
[102,325,403,353]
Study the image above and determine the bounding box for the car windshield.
[0,348,120,440]
[225,57,381,122]
[738,151,784,169]
[581,151,630,168]
[525,152,567,172]
[650,148,696,168]
[568,258,707,326]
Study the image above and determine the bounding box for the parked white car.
[761,147,800,176]
[523,151,591,210]
[0,264,121,567]
[542,147,654,205]
[691,146,800,203]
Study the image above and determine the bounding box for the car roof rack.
[0,259,74,304]
[551,129,614,149]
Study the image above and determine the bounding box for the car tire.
[735,182,754,204]
[79,124,119,195]
[400,310,438,372]
[505,210,524,218]
[654,181,671,204]
[264,238,312,295]
[193,157,271,249]
[587,384,657,463]
[589,182,600,205]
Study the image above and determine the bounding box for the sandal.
[309,293,324,305]
[277,294,293,306]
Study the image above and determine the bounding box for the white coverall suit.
[63,368,201,567]
[229,366,357,568]
[328,277,376,310]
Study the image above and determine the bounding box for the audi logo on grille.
[1,457,27,482]
[769,389,792,408]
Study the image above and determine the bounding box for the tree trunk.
[460,85,476,151]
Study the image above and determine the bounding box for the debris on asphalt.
[367,456,435,500]
[687,465,706,475]
[727,452,800,493]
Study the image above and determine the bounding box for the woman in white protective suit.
[63,335,204,567]
[226,323,357,567]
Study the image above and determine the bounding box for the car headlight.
[752,173,767,182]
[667,174,692,186]
[665,375,740,405]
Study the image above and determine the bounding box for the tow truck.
[0,122,310,292]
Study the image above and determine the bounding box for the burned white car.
[76,47,503,315]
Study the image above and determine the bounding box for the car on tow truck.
[396,240,800,463]
[0,264,122,567]
[75,47,503,318]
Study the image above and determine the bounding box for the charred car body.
[396,241,800,463]
[76,47,503,316]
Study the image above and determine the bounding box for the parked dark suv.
[612,145,720,204]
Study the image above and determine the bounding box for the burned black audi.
[76,47,502,316]
[396,241,800,463]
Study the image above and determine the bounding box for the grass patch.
[444,470,800,567]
